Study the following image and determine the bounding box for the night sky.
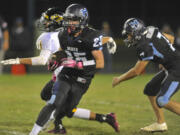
[0,0,180,37]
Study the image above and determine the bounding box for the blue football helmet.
[122,18,146,47]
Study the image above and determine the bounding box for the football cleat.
[48,124,67,134]
[140,122,168,132]
[106,113,120,132]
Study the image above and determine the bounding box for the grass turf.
[0,73,180,135]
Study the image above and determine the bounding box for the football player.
[112,18,180,132]
[1,7,63,66]
[1,6,118,134]
[29,4,119,135]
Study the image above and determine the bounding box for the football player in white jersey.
[1,7,118,134]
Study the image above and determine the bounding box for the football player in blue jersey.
[112,18,180,132]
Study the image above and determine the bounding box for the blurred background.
[0,0,180,74]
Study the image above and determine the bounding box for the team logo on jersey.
[80,8,88,18]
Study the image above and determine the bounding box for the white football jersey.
[36,32,61,53]
[35,31,63,75]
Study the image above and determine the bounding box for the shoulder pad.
[146,26,158,39]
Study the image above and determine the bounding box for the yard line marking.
[0,130,27,135]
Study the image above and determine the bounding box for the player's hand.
[48,60,60,71]
[112,77,120,88]
[61,58,83,69]
[107,38,117,54]
[0,58,20,65]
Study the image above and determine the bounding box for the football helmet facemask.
[63,4,89,36]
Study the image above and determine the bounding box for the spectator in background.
[6,17,33,72]
[161,23,174,35]
[0,16,9,74]
[7,17,33,59]
[101,21,113,73]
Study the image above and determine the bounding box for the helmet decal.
[122,18,146,47]
[129,19,139,29]
[80,8,88,18]
[63,4,89,35]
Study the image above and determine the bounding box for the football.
[50,50,67,63]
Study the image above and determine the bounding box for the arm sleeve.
[31,50,52,65]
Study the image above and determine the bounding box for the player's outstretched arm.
[112,60,149,88]
[0,50,51,65]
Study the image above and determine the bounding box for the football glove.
[48,60,60,71]
[61,58,83,69]
[48,50,67,71]
[107,38,117,54]
[0,58,20,65]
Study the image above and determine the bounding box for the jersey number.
[93,36,103,47]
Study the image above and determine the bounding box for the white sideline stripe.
[0,130,27,135]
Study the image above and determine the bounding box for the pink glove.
[61,58,83,69]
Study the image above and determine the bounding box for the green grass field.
[0,73,180,135]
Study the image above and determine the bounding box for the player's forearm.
[95,59,104,69]
[19,58,32,65]
[117,68,138,83]
[92,50,104,69]
[19,56,48,65]
[102,37,113,44]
